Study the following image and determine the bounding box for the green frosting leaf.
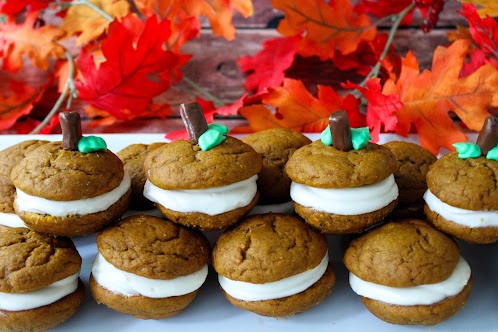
[198,124,228,151]
[453,142,481,159]
[320,125,332,146]
[78,136,107,153]
[351,127,371,150]
[486,145,498,161]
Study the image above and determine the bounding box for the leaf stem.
[68,0,114,22]
[29,50,77,134]
[359,2,417,86]
[181,76,225,107]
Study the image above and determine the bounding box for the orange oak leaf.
[135,0,253,41]
[233,78,365,133]
[60,0,130,45]
[382,40,498,154]
[273,0,376,60]
[0,11,65,71]
[75,15,190,121]
[0,80,45,130]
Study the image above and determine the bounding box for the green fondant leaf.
[486,145,498,161]
[198,124,228,151]
[351,127,371,150]
[320,125,332,146]
[78,136,107,153]
[453,142,481,159]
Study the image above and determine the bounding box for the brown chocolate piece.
[59,111,82,151]
[476,115,498,155]
[329,110,352,151]
[180,101,208,143]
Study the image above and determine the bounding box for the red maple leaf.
[238,36,299,93]
[459,3,498,69]
[0,0,51,15]
[75,14,190,121]
[343,78,401,141]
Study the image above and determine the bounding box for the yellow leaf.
[460,0,498,17]
[60,0,130,45]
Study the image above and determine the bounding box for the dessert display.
[285,111,399,233]
[383,141,437,218]
[424,115,498,244]
[10,112,131,237]
[143,101,262,230]
[0,140,48,228]
[212,213,335,317]
[0,227,84,332]
[242,128,312,215]
[344,219,472,326]
[116,142,166,210]
[90,214,210,319]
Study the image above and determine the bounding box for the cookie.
[344,219,472,325]
[384,141,437,218]
[11,141,131,236]
[242,128,311,214]
[212,213,335,317]
[90,214,210,319]
[0,140,48,228]
[144,136,262,231]
[424,152,498,243]
[286,138,398,234]
[0,227,84,332]
[117,142,166,210]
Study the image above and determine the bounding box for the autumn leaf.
[135,0,253,41]
[238,36,299,93]
[459,3,498,67]
[343,78,401,142]
[60,0,130,45]
[460,0,498,17]
[14,112,61,134]
[273,0,376,60]
[233,78,365,133]
[0,0,51,15]
[75,14,190,121]
[382,40,498,154]
[0,11,65,71]
[0,80,45,130]
[356,0,414,23]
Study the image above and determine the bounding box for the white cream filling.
[91,253,208,298]
[218,251,329,301]
[247,201,294,216]
[0,212,26,228]
[0,272,79,311]
[15,174,131,217]
[143,175,258,216]
[424,189,498,228]
[290,174,398,215]
[349,256,471,306]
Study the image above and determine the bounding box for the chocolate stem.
[59,111,82,151]
[180,101,208,143]
[329,110,352,152]
[476,115,498,155]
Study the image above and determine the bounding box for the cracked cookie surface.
[285,140,397,188]
[144,136,262,190]
[426,152,498,210]
[96,215,210,279]
[117,143,166,209]
[212,213,328,283]
[11,141,124,201]
[242,128,311,204]
[343,219,460,287]
[0,227,81,293]
[0,140,48,213]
